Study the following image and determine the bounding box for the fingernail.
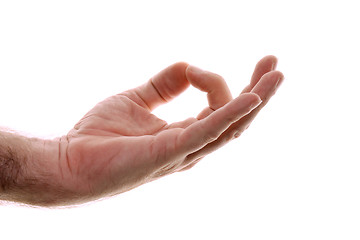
[251,97,262,109]
[271,61,277,71]
[275,75,284,89]
[187,65,204,74]
[234,132,241,138]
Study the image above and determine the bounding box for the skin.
[1,56,284,206]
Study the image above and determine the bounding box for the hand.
[57,56,284,203]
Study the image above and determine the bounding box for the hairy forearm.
[0,132,23,193]
[0,131,73,207]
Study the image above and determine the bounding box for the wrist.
[0,131,74,206]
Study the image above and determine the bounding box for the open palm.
[58,56,283,203]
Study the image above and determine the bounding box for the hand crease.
[58,139,64,180]
[150,79,168,104]
[65,135,73,176]
[133,89,152,111]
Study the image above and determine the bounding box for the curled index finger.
[186,65,233,113]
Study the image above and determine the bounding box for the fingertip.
[256,70,284,86]
[241,92,262,102]
[265,70,285,88]
[185,64,205,77]
[169,61,190,81]
[237,92,262,110]
[173,61,190,70]
[248,93,263,108]
[277,70,285,81]
[262,55,278,70]
[184,65,198,85]
[264,54,278,61]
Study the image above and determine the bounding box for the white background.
[0,0,359,239]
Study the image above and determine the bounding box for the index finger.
[186,65,233,112]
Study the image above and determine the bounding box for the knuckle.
[221,132,234,143]
[197,122,219,143]
[203,131,218,143]
[233,131,242,139]
[213,73,225,82]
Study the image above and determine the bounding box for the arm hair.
[0,145,22,192]
[0,131,81,207]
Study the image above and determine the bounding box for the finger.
[122,62,190,111]
[178,93,262,154]
[166,117,197,129]
[185,65,233,114]
[189,56,276,120]
[179,157,203,172]
[241,55,278,94]
[247,70,284,116]
[185,71,284,161]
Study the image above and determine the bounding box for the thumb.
[127,62,190,111]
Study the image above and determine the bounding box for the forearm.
[0,131,69,206]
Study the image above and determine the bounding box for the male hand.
[56,56,284,203]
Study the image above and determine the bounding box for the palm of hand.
[65,94,176,197]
